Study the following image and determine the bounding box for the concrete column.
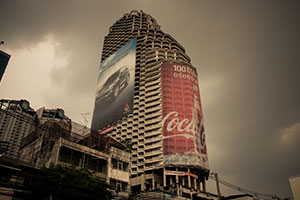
[152,177,155,190]
[199,178,202,191]
[141,174,145,191]
[176,168,179,197]
[179,184,183,197]
[163,167,166,187]
[188,168,191,189]
[106,157,111,184]
[55,138,61,165]
[81,153,86,168]
[194,177,197,190]
[202,178,206,192]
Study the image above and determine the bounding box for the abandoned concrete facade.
[91,10,210,199]
[19,107,131,198]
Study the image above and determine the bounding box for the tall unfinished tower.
[92,10,209,198]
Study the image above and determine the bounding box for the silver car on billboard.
[96,66,130,103]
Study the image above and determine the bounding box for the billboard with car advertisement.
[91,38,136,131]
[161,62,208,170]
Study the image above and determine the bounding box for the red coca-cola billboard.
[161,62,208,170]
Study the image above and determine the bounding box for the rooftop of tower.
[102,10,188,63]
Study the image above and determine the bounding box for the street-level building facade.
[20,107,131,198]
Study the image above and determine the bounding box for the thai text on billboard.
[91,38,136,131]
[161,62,208,170]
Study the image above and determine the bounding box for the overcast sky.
[1,0,299,199]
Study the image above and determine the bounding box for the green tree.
[23,165,112,200]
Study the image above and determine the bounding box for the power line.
[209,173,283,200]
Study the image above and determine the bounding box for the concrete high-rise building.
[0,99,36,157]
[0,50,11,83]
[92,10,209,198]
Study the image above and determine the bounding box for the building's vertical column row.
[143,29,163,173]
[130,35,141,177]
[135,13,147,177]
[130,11,163,181]
[125,11,150,178]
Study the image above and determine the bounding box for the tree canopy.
[22,164,112,200]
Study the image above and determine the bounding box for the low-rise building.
[1,100,131,198]
[20,111,131,198]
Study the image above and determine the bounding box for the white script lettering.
[162,111,196,133]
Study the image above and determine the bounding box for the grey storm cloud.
[1,0,299,198]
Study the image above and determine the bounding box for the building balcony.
[144,73,160,84]
[144,141,162,151]
[145,64,160,74]
[145,117,161,127]
[144,161,163,171]
[145,93,161,102]
[145,101,161,110]
[144,149,162,158]
[145,122,161,132]
[145,155,163,163]
[145,78,160,87]
[145,90,161,99]
[144,135,162,144]
[145,79,160,89]
[145,106,161,115]
[145,110,161,120]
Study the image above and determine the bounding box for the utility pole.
[211,172,221,200]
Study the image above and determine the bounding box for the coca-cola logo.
[162,111,206,150]
[162,111,196,133]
